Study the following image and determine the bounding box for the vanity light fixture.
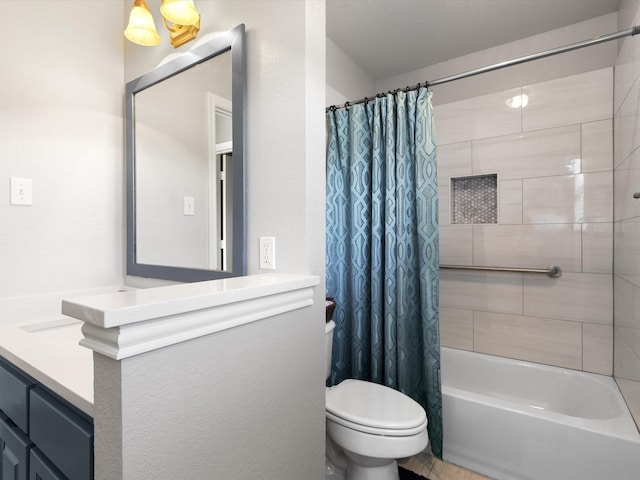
[124,0,201,49]
[124,0,161,46]
[160,0,200,25]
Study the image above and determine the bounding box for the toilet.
[325,320,429,480]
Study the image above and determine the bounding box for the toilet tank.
[325,320,335,380]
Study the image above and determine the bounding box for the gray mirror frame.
[125,23,246,282]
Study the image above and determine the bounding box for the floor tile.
[429,457,493,480]
[400,453,493,480]
[399,451,436,477]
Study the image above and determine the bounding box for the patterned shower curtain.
[326,87,442,458]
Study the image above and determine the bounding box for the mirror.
[126,24,246,282]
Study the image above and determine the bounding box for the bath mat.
[398,466,429,480]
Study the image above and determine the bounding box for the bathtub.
[441,347,640,480]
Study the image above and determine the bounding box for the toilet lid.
[326,379,427,433]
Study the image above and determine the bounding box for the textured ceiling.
[327,0,621,79]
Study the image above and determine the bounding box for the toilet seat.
[326,379,427,436]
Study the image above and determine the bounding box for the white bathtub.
[441,347,640,480]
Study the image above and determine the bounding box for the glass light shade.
[125,1,161,46]
[160,0,200,26]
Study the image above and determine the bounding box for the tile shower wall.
[614,0,640,427]
[436,67,614,374]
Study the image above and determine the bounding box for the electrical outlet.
[259,237,276,270]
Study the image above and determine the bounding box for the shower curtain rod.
[327,25,640,112]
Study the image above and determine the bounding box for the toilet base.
[326,435,400,480]
[326,434,347,479]
[345,452,399,480]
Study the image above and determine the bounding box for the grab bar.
[439,264,562,278]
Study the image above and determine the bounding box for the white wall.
[614,0,640,428]
[0,1,124,305]
[326,37,375,106]
[94,306,324,480]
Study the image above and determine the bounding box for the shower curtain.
[326,87,442,458]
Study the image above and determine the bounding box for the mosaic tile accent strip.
[452,174,498,224]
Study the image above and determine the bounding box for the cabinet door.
[0,358,35,434]
[29,388,92,480]
[29,449,66,480]
[0,412,32,480]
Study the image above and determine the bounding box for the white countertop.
[0,286,124,417]
[0,317,93,416]
[63,273,320,328]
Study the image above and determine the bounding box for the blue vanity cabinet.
[29,449,65,480]
[0,357,34,434]
[0,356,35,480]
[0,357,93,480]
[0,411,32,480]
[29,388,93,480]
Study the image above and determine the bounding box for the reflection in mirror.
[126,24,245,282]
[135,51,232,270]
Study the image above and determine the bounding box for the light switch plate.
[10,177,32,206]
[184,196,195,216]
